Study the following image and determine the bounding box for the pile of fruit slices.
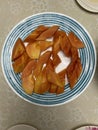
[12,25,85,95]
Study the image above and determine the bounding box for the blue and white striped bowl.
[1,12,96,106]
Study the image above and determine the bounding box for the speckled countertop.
[0,0,98,130]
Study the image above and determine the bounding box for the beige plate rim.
[76,0,98,13]
[75,125,98,130]
[7,124,37,130]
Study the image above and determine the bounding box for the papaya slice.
[38,41,53,52]
[26,42,41,59]
[60,33,72,57]
[34,68,50,94]
[46,69,64,88]
[33,51,51,77]
[49,84,57,93]
[36,25,59,40]
[24,25,49,43]
[68,31,85,48]
[22,74,35,95]
[12,38,25,61]
[66,58,82,89]
[21,60,37,79]
[12,51,30,73]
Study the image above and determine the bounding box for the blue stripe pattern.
[1,12,96,106]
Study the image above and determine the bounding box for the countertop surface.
[0,0,98,130]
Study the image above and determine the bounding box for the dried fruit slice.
[12,51,30,73]
[53,30,67,43]
[12,38,25,61]
[24,33,38,43]
[56,86,64,94]
[21,60,37,79]
[56,68,66,94]
[46,69,64,88]
[34,68,50,94]
[66,60,75,78]
[38,41,53,52]
[41,67,50,92]
[71,47,79,62]
[26,42,41,59]
[40,82,50,94]
[75,58,82,78]
[58,68,66,80]
[33,72,42,94]
[35,25,49,33]
[46,58,54,71]
[24,25,49,42]
[68,31,85,48]
[66,58,82,89]
[67,68,77,89]
[60,33,72,57]
[22,74,35,95]
[36,25,59,40]
[53,36,61,55]
[33,51,51,77]
[49,84,57,93]
[52,54,61,68]
[47,67,66,94]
